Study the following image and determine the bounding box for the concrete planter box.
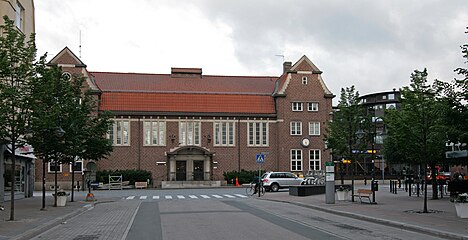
[455,203,468,218]
[56,196,67,207]
[289,185,325,196]
[336,190,349,201]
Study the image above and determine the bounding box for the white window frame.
[143,120,166,146]
[214,121,236,146]
[69,158,84,172]
[15,1,24,31]
[48,162,62,173]
[179,121,201,146]
[388,93,395,100]
[291,102,303,112]
[290,121,302,135]
[307,102,319,112]
[291,149,303,171]
[309,122,320,136]
[248,121,269,147]
[107,119,131,146]
[302,76,308,85]
[309,149,321,171]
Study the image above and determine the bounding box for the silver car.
[261,172,304,192]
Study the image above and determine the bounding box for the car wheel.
[271,183,280,192]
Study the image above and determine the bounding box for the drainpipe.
[138,117,141,170]
[238,118,241,172]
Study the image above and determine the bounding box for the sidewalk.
[262,183,468,240]
[0,191,113,240]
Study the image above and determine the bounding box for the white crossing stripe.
[153,196,159,199]
[126,196,135,200]
[189,195,198,199]
[177,195,185,199]
[234,194,248,198]
[165,195,173,199]
[200,195,210,199]
[212,195,223,199]
[140,196,147,200]
[223,194,235,198]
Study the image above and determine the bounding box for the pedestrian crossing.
[124,193,249,201]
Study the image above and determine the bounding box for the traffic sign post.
[256,154,265,197]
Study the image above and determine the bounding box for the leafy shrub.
[223,169,265,184]
[96,169,152,185]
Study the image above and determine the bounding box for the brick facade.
[34,48,334,188]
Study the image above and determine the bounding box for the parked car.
[261,172,305,192]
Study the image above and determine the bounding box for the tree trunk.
[54,159,58,207]
[9,142,16,221]
[423,164,428,213]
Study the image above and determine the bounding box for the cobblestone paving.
[30,201,140,240]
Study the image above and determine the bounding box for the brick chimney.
[283,61,292,74]
[171,68,202,78]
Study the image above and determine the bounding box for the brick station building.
[35,47,334,189]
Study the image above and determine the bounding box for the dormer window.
[302,76,308,85]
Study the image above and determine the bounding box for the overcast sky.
[35,0,468,103]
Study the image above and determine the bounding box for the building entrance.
[193,161,204,181]
[176,161,187,181]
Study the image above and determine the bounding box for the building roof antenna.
[275,54,285,62]
[79,30,82,59]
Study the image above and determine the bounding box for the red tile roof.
[90,72,279,114]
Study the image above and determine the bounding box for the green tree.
[0,16,37,220]
[384,69,446,212]
[29,64,113,206]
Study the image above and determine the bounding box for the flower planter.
[56,196,67,207]
[336,190,349,201]
[454,203,468,218]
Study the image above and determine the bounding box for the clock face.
[301,138,310,147]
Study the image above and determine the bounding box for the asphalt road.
[31,188,449,240]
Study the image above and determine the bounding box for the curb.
[261,198,468,240]
[11,202,96,240]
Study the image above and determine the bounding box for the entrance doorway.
[176,161,187,181]
[193,161,204,181]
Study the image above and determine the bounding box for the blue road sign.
[256,154,265,163]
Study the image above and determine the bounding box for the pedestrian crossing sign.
[256,154,265,163]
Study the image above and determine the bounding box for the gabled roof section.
[290,55,321,73]
[48,47,86,67]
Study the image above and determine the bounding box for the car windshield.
[261,173,268,178]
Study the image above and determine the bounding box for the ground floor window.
[309,149,321,171]
[48,161,62,173]
[291,149,302,171]
[3,160,25,193]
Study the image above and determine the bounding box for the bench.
[352,189,374,204]
[135,182,147,189]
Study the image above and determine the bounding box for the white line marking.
[223,194,235,198]
[126,196,135,200]
[177,195,185,199]
[189,195,198,199]
[140,196,147,200]
[153,196,159,199]
[165,195,172,199]
[234,194,248,198]
[212,195,223,199]
[200,195,210,199]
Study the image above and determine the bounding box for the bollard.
[416,181,420,197]
[405,178,408,192]
[364,177,367,185]
[409,178,412,197]
[398,179,401,189]
[390,180,393,193]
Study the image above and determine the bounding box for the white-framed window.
[15,1,24,31]
[388,93,395,100]
[309,149,321,171]
[386,103,396,110]
[291,149,303,171]
[307,102,319,112]
[107,119,130,146]
[290,121,302,135]
[48,162,62,173]
[214,121,235,146]
[179,121,200,145]
[143,121,166,146]
[291,102,303,111]
[248,122,268,146]
[302,76,308,85]
[382,95,387,100]
[309,122,320,136]
[69,158,83,172]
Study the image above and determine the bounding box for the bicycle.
[245,182,265,197]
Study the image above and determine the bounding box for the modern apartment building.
[0,0,35,201]
[35,47,335,189]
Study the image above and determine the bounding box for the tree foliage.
[0,16,37,220]
[325,86,369,161]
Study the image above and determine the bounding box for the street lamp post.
[352,129,365,202]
